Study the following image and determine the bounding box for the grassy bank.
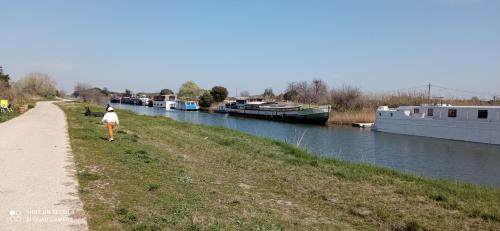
[328,109,375,125]
[0,109,20,123]
[60,102,499,230]
[0,103,35,123]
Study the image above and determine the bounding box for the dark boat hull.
[227,111,330,125]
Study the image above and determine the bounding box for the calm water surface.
[112,104,500,187]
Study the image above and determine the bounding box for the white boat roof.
[391,105,500,109]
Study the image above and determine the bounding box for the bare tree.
[310,79,328,104]
[0,81,17,100]
[284,82,299,101]
[73,83,107,103]
[15,72,57,97]
[330,84,362,111]
[73,82,92,97]
[284,80,328,104]
[295,81,310,103]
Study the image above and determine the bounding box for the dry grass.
[328,109,375,125]
[60,102,500,230]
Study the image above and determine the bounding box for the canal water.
[112,104,500,187]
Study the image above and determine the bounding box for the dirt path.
[0,101,87,230]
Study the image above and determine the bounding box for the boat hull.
[227,110,330,124]
[375,119,500,145]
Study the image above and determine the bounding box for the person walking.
[101,107,119,141]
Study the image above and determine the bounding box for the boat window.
[478,110,488,119]
[390,113,393,117]
[427,108,434,116]
[379,113,381,116]
[448,109,457,118]
[414,108,420,114]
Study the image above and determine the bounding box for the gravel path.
[0,101,87,230]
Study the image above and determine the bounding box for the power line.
[431,84,497,98]
[385,84,429,93]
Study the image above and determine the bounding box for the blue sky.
[1,0,499,98]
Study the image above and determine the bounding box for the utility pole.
[427,83,431,103]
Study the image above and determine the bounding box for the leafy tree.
[198,92,214,108]
[263,88,275,98]
[210,86,228,102]
[178,80,202,98]
[160,88,174,95]
[0,66,10,87]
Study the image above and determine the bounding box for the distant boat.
[153,95,176,110]
[137,95,150,106]
[375,104,500,145]
[221,97,330,124]
[120,97,132,104]
[214,105,228,113]
[110,97,121,103]
[175,100,199,111]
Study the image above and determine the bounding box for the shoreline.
[60,102,499,230]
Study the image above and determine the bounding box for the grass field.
[59,102,499,230]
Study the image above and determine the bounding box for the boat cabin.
[175,100,199,111]
[377,105,500,122]
[153,95,176,108]
[233,97,265,110]
[375,104,500,145]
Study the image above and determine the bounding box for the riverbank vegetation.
[60,102,499,230]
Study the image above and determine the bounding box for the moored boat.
[175,100,199,111]
[222,98,330,124]
[375,104,500,145]
[153,95,176,110]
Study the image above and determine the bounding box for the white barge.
[375,105,500,145]
[153,95,176,110]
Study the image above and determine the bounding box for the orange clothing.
[107,123,116,139]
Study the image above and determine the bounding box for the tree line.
[72,78,495,111]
